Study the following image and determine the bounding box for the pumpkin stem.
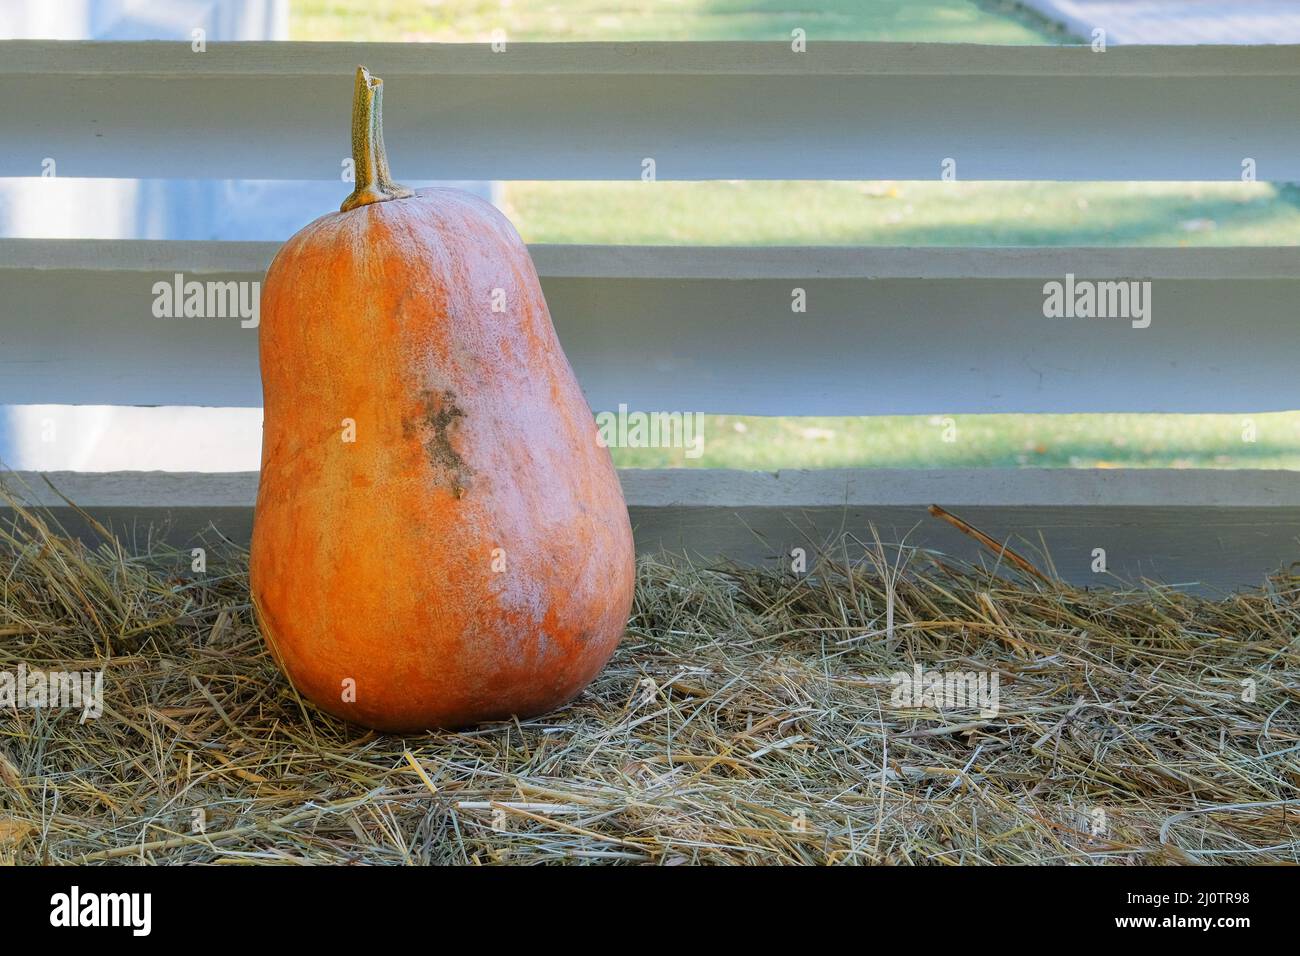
[341,66,414,212]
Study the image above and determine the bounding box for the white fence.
[2,40,1300,589]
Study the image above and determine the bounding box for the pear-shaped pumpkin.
[250,67,635,732]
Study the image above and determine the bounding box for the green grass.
[608,413,1300,470]
[291,0,1062,43]
[504,181,1300,246]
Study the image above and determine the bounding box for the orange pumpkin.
[250,67,635,732]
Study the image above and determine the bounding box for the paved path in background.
[1019,0,1300,43]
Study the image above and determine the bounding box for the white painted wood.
[3,42,1298,180]
[2,239,1297,414]
[620,467,1300,508]
[6,40,1299,76]
[17,466,1299,508]
[5,468,1298,592]
[10,240,1300,279]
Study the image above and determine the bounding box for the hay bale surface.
[0,492,1297,865]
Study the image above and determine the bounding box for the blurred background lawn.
[291,0,1067,43]
[504,181,1300,247]
[599,413,1300,470]
[293,0,1300,471]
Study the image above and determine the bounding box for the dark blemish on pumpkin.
[407,388,474,496]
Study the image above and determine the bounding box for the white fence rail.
[4,240,1298,413]
[2,41,1299,590]
[10,468,1300,590]
[3,42,1300,180]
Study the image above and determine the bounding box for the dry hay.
[0,489,1297,865]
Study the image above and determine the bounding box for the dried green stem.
[341,65,413,212]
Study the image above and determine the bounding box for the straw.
[0,484,1296,864]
